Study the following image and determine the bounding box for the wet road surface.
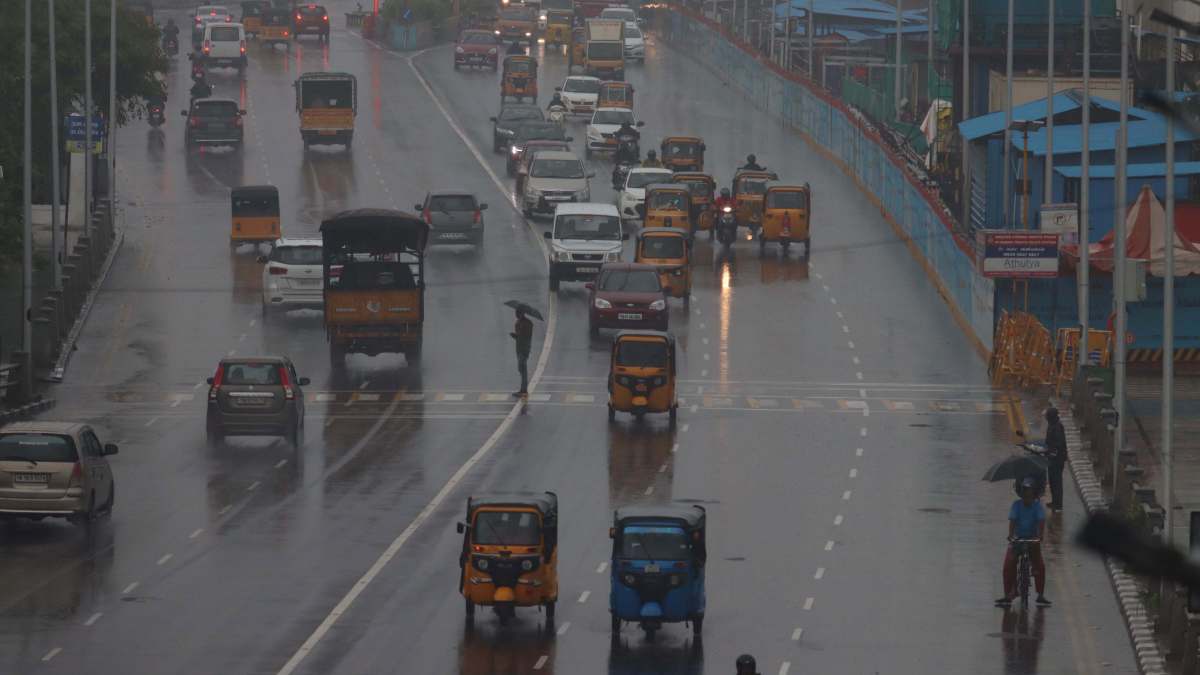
[0,4,1138,674]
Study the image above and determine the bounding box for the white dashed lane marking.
[557,621,571,635]
[578,591,590,603]
[834,515,844,525]
[814,567,825,580]
[84,612,103,626]
[825,540,834,551]
[842,490,852,500]
[122,582,139,595]
[792,627,803,641]
[597,561,608,574]
[533,655,548,670]
[157,554,173,566]
[803,597,814,610]
[189,528,204,539]
[42,648,62,662]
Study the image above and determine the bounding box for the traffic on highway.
[0,1,1142,673]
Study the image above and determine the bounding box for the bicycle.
[1009,538,1041,606]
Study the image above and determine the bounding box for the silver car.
[0,421,118,525]
[522,151,594,217]
[415,192,488,248]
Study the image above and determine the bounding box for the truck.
[585,18,625,80]
[295,72,356,149]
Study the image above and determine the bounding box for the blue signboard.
[65,113,106,141]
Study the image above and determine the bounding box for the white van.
[202,21,247,71]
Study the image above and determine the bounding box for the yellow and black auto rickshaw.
[569,27,587,70]
[259,7,293,46]
[544,9,573,46]
[608,331,678,425]
[457,491,559,624]
[501,55,538,104]
[639,183,692,231]
[240,1,268,36]
[761,182,811,257]
[635,228,692,304]
[660,136,705,172]
[731,169,777,232]
[597,80,634,110]
[672,172,716,236]
[230,185,281,248]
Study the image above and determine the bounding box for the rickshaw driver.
[642,150,663,168]
[741,153,765,171]
[506,40,525,55]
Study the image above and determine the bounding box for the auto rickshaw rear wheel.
[544,600,555,619]
[464,597,475,616]
[607,403,615,422]
[610,615,620,635]
[692,615,703,635]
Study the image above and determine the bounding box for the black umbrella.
[503,300,544,321]
[981,454,1047,483]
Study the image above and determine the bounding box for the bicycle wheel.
[1018,554,1031,605]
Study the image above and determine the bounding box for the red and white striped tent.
[1063,185,1200,276]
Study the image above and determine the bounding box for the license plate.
[235,397,271,406]
[440,232,468,239]
[618,312,642,320]
[468,55,484,62]
[546,195,570,202]
[644,564,660,573]
[576,266,599,274]
[295,278,321,287]
[13,473,50,484]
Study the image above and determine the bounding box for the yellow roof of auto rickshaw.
[636,227,691,241]
[467,491,558,518]
[613,329,676,346]
[645,183,691,195]
[733,168,779,182]
[661,135,703,145]
[320,208,430,253]
[504,54,536,65]
[764,181,811,193]
[672,172,715,184]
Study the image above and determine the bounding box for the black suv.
[293,3,330,41]
[181,98,245,148]
[205,356,309,448]
[490,104,544,153]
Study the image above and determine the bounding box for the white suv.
[260,238,323,315]
[522,151,593,218]
[202,22,246,71]
[543,203,626,291]
[558,76,601,115]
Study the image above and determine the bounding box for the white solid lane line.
[84,612,103,627]
[189,528,204,539]
[122,582,139,595]
[803,597,814,610]
[42,648,62,662]
[578,590,591,603]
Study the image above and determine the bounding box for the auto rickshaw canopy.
[644,183,691,210]
[241,1,268,17]
[660,136,705,157]
[733,169,777,195]
[598,81,634,108]
[611,330,677,373]
[262,6,292,25]
[672,172,716,199]
[503,55,537,74]
[230,185,279,215]
[320,208,430,254]
[764,181,811,209]
[467,491,559,522]
[613,503,705,535]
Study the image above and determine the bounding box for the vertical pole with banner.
[1164,26,1176,545]
[1113,0,1130,491]
[1079,0,1091,365]
[1002,0,1014,227]
[1044,0,1054,204]
[961,0,970,227]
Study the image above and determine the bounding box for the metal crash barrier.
[989,311,1113,393]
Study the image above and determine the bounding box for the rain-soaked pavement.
[0,3,1139,674]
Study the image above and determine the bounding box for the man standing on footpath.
[511,309,534,397]
[1043,407,1067,510]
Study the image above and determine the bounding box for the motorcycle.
[190,57,206,82]
[547,104,567,126]
[148,104,166,128]
[715,205,738,246]
[163,34,179,56]
[610,136,640,189]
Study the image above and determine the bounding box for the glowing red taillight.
[279,366,295,401]
[284,29,289,36]
[189,116,200,127]
[240,39,247,53]
[473,210,481,224]
[268,265,286,275]
[323,14,328,21]
[208,365,224,401]
[295,13,302,21]
[203,39,212,53]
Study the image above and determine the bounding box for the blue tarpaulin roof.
[1018,118,1197,156]
[1055,161,1200,179]
[958,91,1148,142]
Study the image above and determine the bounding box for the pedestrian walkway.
[1125,371,1200,542]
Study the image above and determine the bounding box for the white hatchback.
[617,167,673,221]
[623,22,645,62]
[586,107,638,156]
[260,238,324,315]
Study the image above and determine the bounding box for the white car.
[600,6,639,24]
[260,238,324,315]
[617,167,673,221]
[192,5,231,42]
[586,107,638,156]
[544,203,625,291]
[202,22,246,71]
[623,22,645,61]
[558,76,601,116]
[522,150,594,217]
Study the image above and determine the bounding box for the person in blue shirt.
[997,476,1050,606]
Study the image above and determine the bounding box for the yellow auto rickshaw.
[240,1,268,36]
[672,172,716,235]
[569,27,587,70]
[501,55,538,104]
[636,228,692,304]
[761,182,812,257]
[639,183,692,231]
[544,9,573,46]
[660,136,706,172]
[230,185,281,247]
[597,81,634,110]
[457,492,559,624]
[259,7,293,46]
[732,169,778,231]
[608,330,678,425]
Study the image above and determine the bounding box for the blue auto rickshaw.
[609,504,706,639]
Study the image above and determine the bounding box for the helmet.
[736,654,757,674]
[647,150,657,159]
[720,188,731,198]
[746,154,757,164]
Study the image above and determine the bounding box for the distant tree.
[0,0,167,271]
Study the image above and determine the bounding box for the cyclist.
[996,476,1050,607]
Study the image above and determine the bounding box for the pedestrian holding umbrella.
[504,300,543,397]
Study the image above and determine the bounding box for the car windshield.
[195,101,239,117]
[593,110,633,125]
[620,525,690,560]
[473,510,540,546]
[505,60,533,74]
[0,434,78,463]
[428,195,477,211]
[767,190,808,209]
[625,25,643,38]
[530,159,584,179]
[649,191,687,209]
[563,78,600,93]
[461,32,495,45]
[665,141,699,156]
[599,269,659,292]
[209,25,240,40]
[516,124,563,141]
[628,172,668,189]
[500,7,534,20]
[641,236,685,258]
[500,107,543,123]
[272,246,321,265]
[298,5,325,16]
[555,214,621,240]
[616,340,669,367]
[222,362,281,385]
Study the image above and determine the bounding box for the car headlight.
[455,46,464,53]
[521,558,534,571]
[511,145,521,156]
[540,13,547,21]
[649,299,666,310]
[722,206,733,213]
[606,251,621,261]
[525,31,532,37]
[494,29,501,34]
[556,250,572,261]
[595,298,612,309]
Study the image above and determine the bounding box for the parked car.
[623,22,645,62]
[544,202,625,291]
[260,238,323,315]
[182,98,246,148]
[205,356,309,448]
[522,150,593,217]
[0,421,118,526]
[455,29,501,70]
[415,191,487,247]
[491,104,544,153]
[588,262,668,335]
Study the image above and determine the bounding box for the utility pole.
[961,0,970,226]
[1079,0,1091,365]
[108,0,117,216]
[927,0,933,110]
[50,0,62,290]
[808,0,814,78]
[1044,0,1054,204]
[1163,25,1176,544]
[894,0,902,121]
[85,0,93,238]
[1112,0,1130,491]
[22,0,33,396]
[1002,0,1014,227]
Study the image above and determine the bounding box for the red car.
[455,29,501,70]
[588,263,668,336]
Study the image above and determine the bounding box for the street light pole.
[1113,0,1130,491]
[808,0,814,79]
[1002,0,1014,227]
[961,0,970,226]
[1044,0,1054,204]
[108,0,117,217]
[85,0,93,238]
[1079,0,1091,365]
[49,0,62,290]
[22,0,33,395]
[1163,25,1176,544]
[894,0,902,120]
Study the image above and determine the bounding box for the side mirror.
[256,254,268,263]
[103,443,119,456]
[456,521,468,534]
[206,377,214,385]
[413,203,424,211]
[479,203,489,210]
[635,121,645,127]
[297,377,311,386]
[585,282,595,290]
[489,116,498,122]
[180,110,189,117]
[543,231,552,239]
[565,136,574,142]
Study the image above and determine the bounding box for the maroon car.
[588,263,668,336]
[455,29,501,70]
